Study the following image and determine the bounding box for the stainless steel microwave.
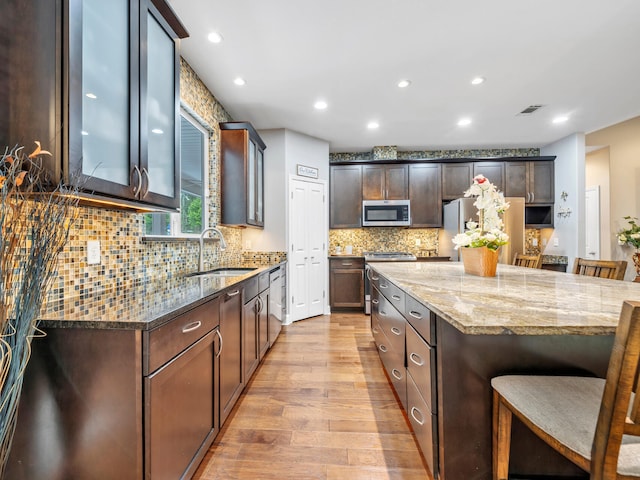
[362,199,411,227]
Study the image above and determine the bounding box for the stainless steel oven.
[364,252,417,314]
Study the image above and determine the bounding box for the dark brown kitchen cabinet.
[442,162,473,200]
[363,164,408,200]
[408,163,442,227]
[473,162,505,193]
[329,257,365,309]
[220,122,267,228]
[243,274,270,381]
[1,0,187,210]
[220,286,244,425]
[504,161,554,204]
[330,165,363,228]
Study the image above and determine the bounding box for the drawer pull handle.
[411,406,425,426]
[391,368,403,380]
[410,352,424,366]
[371,299,379,305]
[391,327,401,336]
[215,329,223,359]
[380,283,388,289]
[379,344,388,353]
[226,289,240,298]
[409,310,423,320]
[342,262,353,266]
[392,294,401,301]
[181,321,202,333]
[380,310,387,316]
[371,275,379,281]
[372,326,379,334]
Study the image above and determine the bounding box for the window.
[144,109,208,236]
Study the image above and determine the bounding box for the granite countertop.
[40,261,285,331]
[368,261,640,336]
[541,254,568,265]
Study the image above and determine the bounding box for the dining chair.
[572,258,627,280]
[512,253,542,269]
[491,300,640,480]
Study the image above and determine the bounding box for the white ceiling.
[168,0,640,153]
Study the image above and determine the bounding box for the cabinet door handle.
[181,321,202,333]
[141,167,150,198]
[379,344,388,353]
[391,368,403,380]
[215,329,223,359]
[379,310,387,317]
[371,274,379,281]
[391,327,401,336]
[409,310,423,320]
[392,294,401,301]
[410,352,424,366]
[410,406,425,426]
[531,192,534,202]
[131,165,142,196]
[380,283,388,289]
[371,299,379,305]
[226,289,240,298]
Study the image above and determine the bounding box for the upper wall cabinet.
[504,161,554,204]
[220,122,267,228]
[472,162,505,193]
[362,164,408,200]
[0,0,188,210]
[330,165,362,228]
[441,162,473,200]
[408,164,442,228]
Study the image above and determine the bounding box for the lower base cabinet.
[220,287,243,426]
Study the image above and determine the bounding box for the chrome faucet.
[199,227,227,271]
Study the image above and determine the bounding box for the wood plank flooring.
[193,312,432,480]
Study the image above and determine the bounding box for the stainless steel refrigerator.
[439,197,525,264]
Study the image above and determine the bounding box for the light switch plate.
[87,240,101,265]
[553,237,559,247]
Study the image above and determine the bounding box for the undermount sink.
[186,267,257,278]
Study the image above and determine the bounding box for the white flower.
[466,220,478,230]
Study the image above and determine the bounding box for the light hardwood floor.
[193,312,432,480]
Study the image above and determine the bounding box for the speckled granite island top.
[369,261,640,335]
[39,262,285,330]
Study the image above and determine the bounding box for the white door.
[289,178,326,322]
[585,186,601,259]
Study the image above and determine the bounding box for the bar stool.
[573,258,627,280]
[512,253,542,269]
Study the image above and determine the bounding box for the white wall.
[243,128,330,252]
[541,133,585,269]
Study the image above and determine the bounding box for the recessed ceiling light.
[233,77,246,86]
[471,77,485,85]
[552,115,569,124]
[457,118,472,126]
[314,100,328,110]
[367,121,379,130]
[207,32,223,44]
[397,79,411,88]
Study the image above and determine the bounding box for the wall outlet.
[532,239,538,247]
[87,240,101,265]
[415,239,421,246]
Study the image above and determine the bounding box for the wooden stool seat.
[492,301,640,479]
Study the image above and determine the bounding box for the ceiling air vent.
[518,104,545,115]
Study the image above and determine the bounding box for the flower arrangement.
[452,175,510,251]
[616,216,640,251]
[0,143,78,476]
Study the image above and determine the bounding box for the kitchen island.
[368,261,640,480]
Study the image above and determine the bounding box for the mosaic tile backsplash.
[42,59,284,320]
[329,228,440,257]
[330,147,541,162]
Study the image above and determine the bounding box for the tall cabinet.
[1,0,187,210]
[220,122,267,228]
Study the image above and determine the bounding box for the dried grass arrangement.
[0,142,78,476]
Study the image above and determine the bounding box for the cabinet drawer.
[145,296,220,374]
[377,293,406,356]
[378,275,405,312]
[258,272,270,293]
[405,295,436,345]
[406,323,437,412]
[407,371,438,478]
[377,337,407,410]
[243,276,259,302]
[330,257,364,269]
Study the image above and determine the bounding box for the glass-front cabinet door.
[67,0,181,209]
[247,137,257,225]
[68,0,136,199]
[140,2,180,208]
